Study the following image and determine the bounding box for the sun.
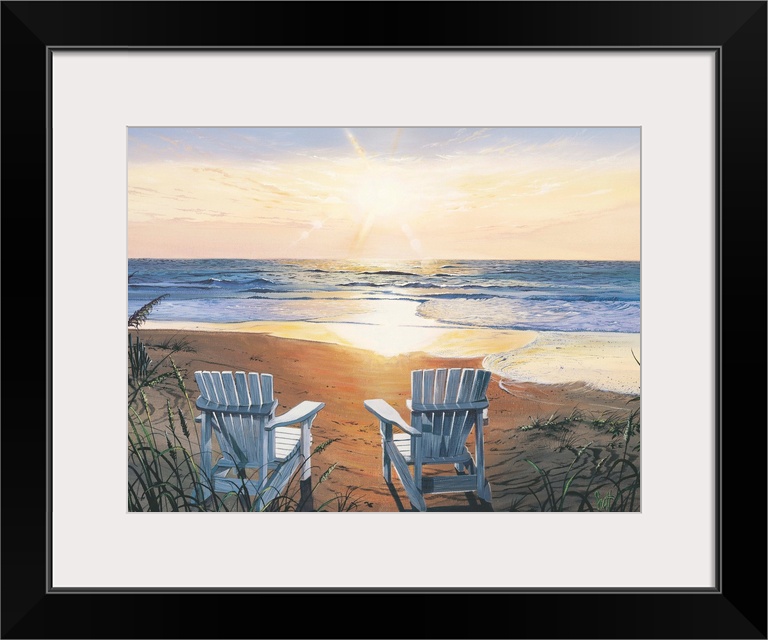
[345,164,423,255]
[349,164,416,222]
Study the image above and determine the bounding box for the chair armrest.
[266,401,325,430]
[364,399,421,437]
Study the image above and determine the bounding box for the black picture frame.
[2,2,765,638]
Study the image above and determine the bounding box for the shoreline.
[142,318,640,395]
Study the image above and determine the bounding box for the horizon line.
[127,256,641,262]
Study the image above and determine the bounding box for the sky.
[128,127,640,260]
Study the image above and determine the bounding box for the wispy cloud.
[176,208,232,218]
[448,128,491,144]
[576,188,612,197]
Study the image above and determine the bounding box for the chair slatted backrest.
[194,371,275,465]
[411,368,491,459]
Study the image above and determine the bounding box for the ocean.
[128,259,639,334]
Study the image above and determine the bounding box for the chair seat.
[274,426,305,461]
[393,433,411,461]
[212,426,304,468]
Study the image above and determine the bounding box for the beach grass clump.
[128,360,358,512]
[523,441,593,511]
[128,293,169,329]
[128,333,179,407]
[519,408,584,432]
[517,408,588,452]
[514,405,641,512]
[127,296,358,513]
[150,334,195,353]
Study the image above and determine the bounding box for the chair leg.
[410,495,427,512]
[383,450,392,484]
[196,412,214,507]
[474,408,488,501]
[478,480,492,503]
[192,484,212,507]
[455,456,476,475]
[380,422,393,484]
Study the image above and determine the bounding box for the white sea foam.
[483,331,641,395]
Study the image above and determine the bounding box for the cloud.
[220,181,251,192]
[448,128,491,144]
[249,180,293,197]
[576,189,612,197]
[161,193,195,201]
[176,207,232,218]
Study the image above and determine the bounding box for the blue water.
[128,259,640,333]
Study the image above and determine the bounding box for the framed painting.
[125,123,642,517]
[3,1,765,638]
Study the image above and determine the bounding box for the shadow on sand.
[387,483,494,512]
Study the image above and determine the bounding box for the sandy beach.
[132,325,641,512]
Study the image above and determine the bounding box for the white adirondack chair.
[194,370,324,510]
[364,368,493,511]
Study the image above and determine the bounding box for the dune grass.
[513,405,641,512]
[127,296,358,512]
